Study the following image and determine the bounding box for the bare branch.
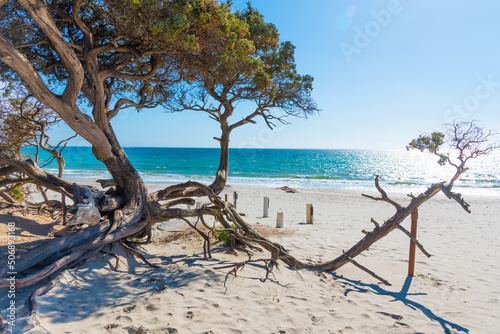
[30,273,64,328]
[362,176,403,211]
[118,240,160,269]
[345,255,391,286]
[370,218,380,229]
[161,198,195,208]
[437,184,471,213]
[395,224,432,258]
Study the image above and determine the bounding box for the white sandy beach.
[2,181,500,334]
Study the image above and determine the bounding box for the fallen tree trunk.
[0,122,493,313]
[0,170,470,289]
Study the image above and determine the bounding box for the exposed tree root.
[395,223,431,258]
[214,257,282,280]
[0,311,12,334]
[0,168,471,291]
[30,273,64,330]
[0,249,85,289]
[118,240,160,269]
[345,255,391,286]
[1,120,486,293]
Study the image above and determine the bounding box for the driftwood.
[277,186,298,193]
[67,183,101,226]
[0,0,496,327]
[30,273,64,330]
[0,115,497,334]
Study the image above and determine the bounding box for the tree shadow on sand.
[22,250,220,326]
[332,274,469,334]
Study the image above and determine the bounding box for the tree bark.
[151,128,230,201]
[209,129,230,195]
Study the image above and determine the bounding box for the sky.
[50,0,500,150]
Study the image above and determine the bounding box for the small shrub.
[215,224,239,246]
[10,186,25,202]
[416,273,437,281]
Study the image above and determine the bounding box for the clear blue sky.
[51,0,500,150]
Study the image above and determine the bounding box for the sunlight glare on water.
[36,147,500,196]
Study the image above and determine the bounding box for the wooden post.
[276,211,283,228]
[263,197,270,218]
[233,191,238,209]
[306,204,313,224]
[408,208,418,277]
[225,194,228,202]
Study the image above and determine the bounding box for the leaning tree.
[0,0,320,288]
[0,0,244,282]
[0,2,498,327]
[160,4,319,196]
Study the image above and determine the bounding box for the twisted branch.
[362,175,402,211]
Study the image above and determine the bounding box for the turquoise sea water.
[35,147,500,196]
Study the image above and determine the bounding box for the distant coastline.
[30,146,500,196]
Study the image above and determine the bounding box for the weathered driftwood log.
[67,183,101,226]
[96,179,117,188]
[1,120,494,292]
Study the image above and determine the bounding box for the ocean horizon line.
[32,147,500,197]
[54,145,411,152]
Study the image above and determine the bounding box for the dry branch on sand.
[1,122,496,296]
[277,186,299,193]
[0,2,498,331]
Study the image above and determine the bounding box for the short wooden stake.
[276,211,283,228]
[408,208,418,277]
[233,191,238,209]
[263,197,270,218]
[306,203,313,224]
[225,194,228,202]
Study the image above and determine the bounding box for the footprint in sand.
[146,303,161,311]
[115,315,133,323]
[123,304,136,313]
[308,314,324,325]
[377,311,403,321]
[124,325,150,333]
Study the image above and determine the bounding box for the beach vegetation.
[416,273,437,281]
[9,186,25,202]
[162,2,319,194]
[214,224,239,247]
[0,1,498,328]
[407,120,499,188]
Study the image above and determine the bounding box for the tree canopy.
[160,3,319,193]
[0,0,321,289]
[0,4,499,333]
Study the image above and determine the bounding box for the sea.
[34,147,500,197]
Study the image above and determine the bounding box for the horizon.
[57,145,414,151]
[47,0,500,150]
